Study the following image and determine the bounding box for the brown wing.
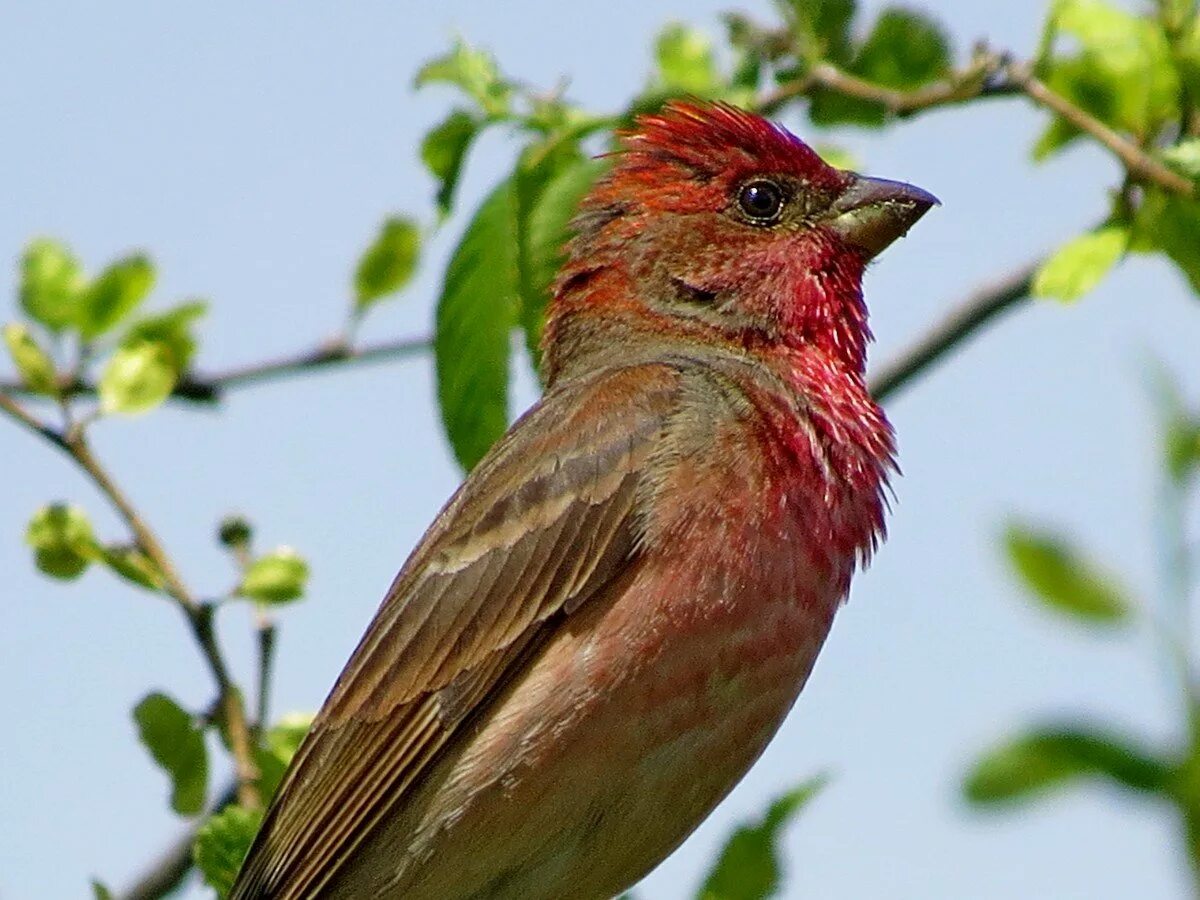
[230,363,681,899]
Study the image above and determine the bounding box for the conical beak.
[825,174,938,258]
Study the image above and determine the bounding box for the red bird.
[231,101,935,899]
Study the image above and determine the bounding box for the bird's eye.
[736,179,786,224]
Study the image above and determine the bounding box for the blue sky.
[2,1,1199,897]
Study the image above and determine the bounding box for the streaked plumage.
[231,101,934,899]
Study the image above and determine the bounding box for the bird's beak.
[825,174,939,259]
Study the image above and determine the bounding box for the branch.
[869,260,1038,401]
[0,335,431,404]
[0,401,263,810]
[117,782,238,900]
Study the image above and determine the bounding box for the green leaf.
[515,147,605,366]
[133,692,209,816]
[78,254,155,339]
[1134,190,1200,293]
[1162,138,1200,182]
[101,544,165,591]
[776,0,857,66]
[254,712,314,801]
[964,725,1170,805]
[699,776,826,900]
[1003,523,1129,624]
[415,39,512,117]
[1165,415,1200,483]
[435,178,520,471]
[814,143,860,171]
[25,503,97,580]
[354,217,421,311]
[194,805,264,899]
[237,547,309,605]
[421,109,481,216]
[2,322,58,394]
[1031,226,1128,302]
[18,238,85,331]
[810,6,951,127]
[99,339,178,415]
[123,301,207,374]
[655,23,720,95]
[1034,0,1178,159]
[91,879,114,900]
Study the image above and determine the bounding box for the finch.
[230,101,935,899]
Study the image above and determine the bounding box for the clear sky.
[2,1,1199,898]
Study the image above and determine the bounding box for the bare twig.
[0,335,431,404]
[870,261,1039,402]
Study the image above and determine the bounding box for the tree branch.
[870,261,1038,402]
[0,335,431,404]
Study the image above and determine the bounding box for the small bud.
[217,515,253,550]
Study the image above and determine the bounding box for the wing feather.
[230,364,680,899]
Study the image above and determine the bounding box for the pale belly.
[325,546,842,900]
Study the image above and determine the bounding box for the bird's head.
[544,101,936,381]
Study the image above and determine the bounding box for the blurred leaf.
[1161,138,1200,182]
[514,145,605,366]
[775,0,857,66]
[194,805,264,899]
[217,515,253,551]
[99,340,177,415]
[1034,0,1177,159]
[1165,415,1200,483]
[435,179,520,470]
[354,217,421,311]
[25,503,97,580]
[810,6,950,127]
[19,238,85,331]
[421,109,481,216]
[1134,190,1200,293]
[133,692,208,816]
[415,39,512,117]
[78,255,155,339]
[1032,226,1128,302]
[91,880,113,900]
[123,301,207,374]
[254,712,314,801]
[237,547,309,605]
[698,775,826,900]
[964,725,1170,805]
[2,322,58,394]
[1004,524,1129,624]
[101,544,165,592]
[814,143,860,171]
[655,23,720,95]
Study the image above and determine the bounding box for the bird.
[229,100,936,899]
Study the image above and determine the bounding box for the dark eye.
[736,179,786,224]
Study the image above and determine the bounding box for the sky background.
[2,1,1199,898]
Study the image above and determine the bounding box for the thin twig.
[0,335,431,404]
[870,261,1039,402]
[1005,63,1196,197]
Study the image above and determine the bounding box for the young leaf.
[90,880,114,900]
[78,254,155,339]
[19,238,85,331]
[964,725,1170,805]
[2,322,59,394]
[123,301,208,374]
[1134,190,1200,293]
[415,39,512,117]
[237,547,310,605]
[194,805,264,899]
[25,503,97,580]
[421,109,481,216]
[99,339,178,415]
[1165,415,1200,484]
[776,0,857,66]
[1031,226,1128,302]
[655,23,720,95]
[133,692,209,816]
[1161,138,1200,182]
[101,544,166,591]
[1003,523,1129,624]
[354,217,421,311]
[435,178,520,470]
[698,775,827,900]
